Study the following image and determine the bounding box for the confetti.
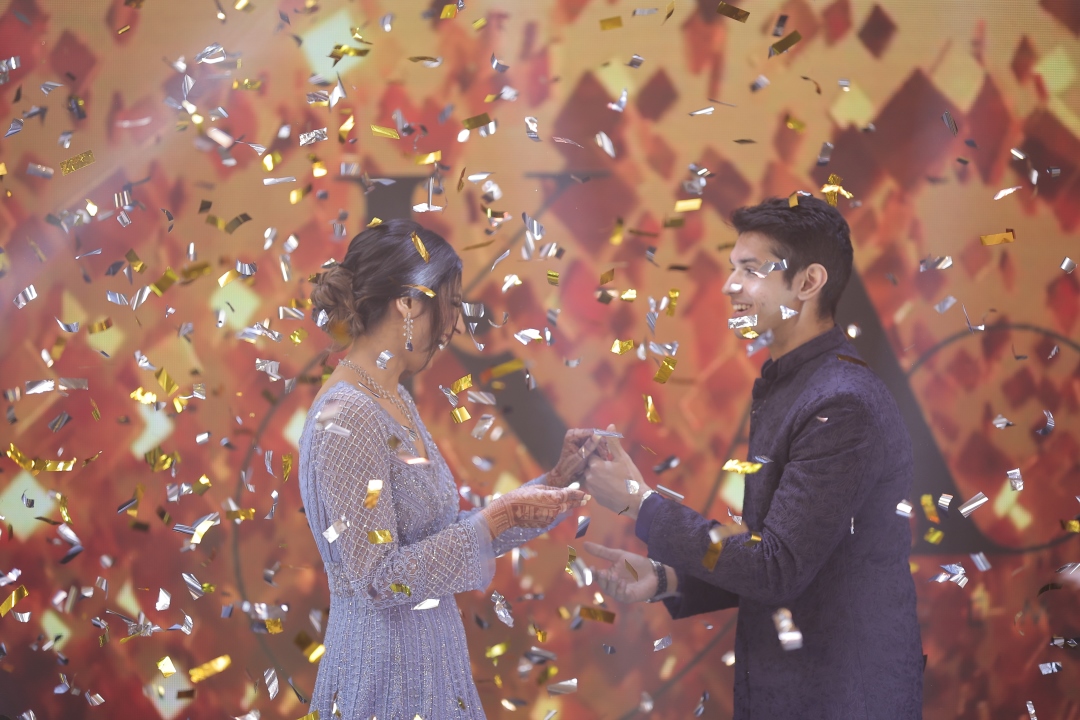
[188,655,231,683]
[411,232,430,263]
[674,198,702,212]
[60,150,95,175]
[643,395,661,424]
[371,124,400,139]
[716,1,749,21]
[579,606,615,623]
[367,529,393,544]
[600,16,623,30]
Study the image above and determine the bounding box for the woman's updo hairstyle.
[311,218,462,351]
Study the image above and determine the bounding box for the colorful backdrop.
[2,0,1080,717]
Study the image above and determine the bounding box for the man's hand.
[547,429,603,488]
[584,542,657,603]
[583,424,651,518]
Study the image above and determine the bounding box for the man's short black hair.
[730,196,853,319]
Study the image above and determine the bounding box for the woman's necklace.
[338,357,420,443]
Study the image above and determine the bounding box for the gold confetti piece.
[451,375,473,394]
[770,30,802,55]
[482,358,526,383]
[624,559,639,581]
[390,583,412,596]
[744,532,762,546]
[226,508,255,521]
[0,585,28,616]
[117,24,131,34]
[566,546,577,575]
[463,239,495,251]
[411,232,430,263]
[157,656,177,678]
[338,113,355,143]
[218,269,240,287]
[620,289,637,301]
[90,398,101,421]
[486,642,509,658]
[716,1,749,21]
[60,149,95,175]
[610,217,624,246]
[784,114,806,132]
[368,529,393,544]
[599,15,622,30]
[290,328,308,345]
[653,356,677,384]
[371,124,400,139]
[835,353,868,368]
[232,78,262,90]
[820,173,853,206]
[924,528,944,545]
[667,288,680,317]
[266,618,283,634]
[295,632,326,663]
[580,606,616,623]
[463,113,492,130]
[367,217,383,227]
[451,406,472,423]
[722,459,763,474]
[473,17,487,30]
[88,317,114,334]
[188,655,231,683]
[674,198,702,212]
[403,284,436,298]
[600,268,615,285]
[155,368,179,396]
[664,0,676,22]
[126,248,146,273]
[612,338,635,355]
[921,495,940,524]
[547,270,560,286]
[440,3,457,18]
[289,185,312,204]
[150,267,178,296]
[363,479,383,509]
[415,150,442,165]
[644,395,661,424]
[1062,520,1080,533]
[980,229,1016,246]
[297,713,318,720]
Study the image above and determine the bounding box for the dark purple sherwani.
[636,326,923,719]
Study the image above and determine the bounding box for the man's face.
[722,231,801,341]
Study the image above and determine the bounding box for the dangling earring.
[404,313,414,352]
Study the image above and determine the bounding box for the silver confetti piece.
[970,552,991,572]
[5,118,23,137]
[608,87,628,113]
[263,176,296,185]
[27,163,54,179]
[491,52,510,72]
[942,110,958,136]
[728,314,757,330]
[1036,409,1054,437]
[773,608,803,650]
[934,295,957,314]
[780,305,799,319]
[491,590,514,627]
[471,414,495,440]
[181,572,205,600]
[992,414,1014,429]
[265,668,279,699]
[816,141,834,165]
[547,678,577,695]
[299,127,328,146]
[628,54,644,68]
[13,284,37,309]
[1007,468,1023,491]
[746,329,774,356]
[896,500,914,518]
[524,116,540,142]
[1062,257,1076,273]
[322,518,348,544]
[413,598,440,610]
[656,485,685,502]
[376,350,393,369]
[1038,662,1061,675]
[653,635,672,652]
[958,492,988,518]
[156,588,171,611]
[595,130,616,158]
[575,516,590,538]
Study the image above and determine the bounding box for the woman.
[299,219,597,719]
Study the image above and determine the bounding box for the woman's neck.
[340,335,405,389]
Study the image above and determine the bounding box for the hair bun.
[311,264,365,342]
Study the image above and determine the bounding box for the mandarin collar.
[755,325,847,393]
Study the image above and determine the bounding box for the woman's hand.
[547,429,604,488]
[584,542,659,603]
[480,486,590,538]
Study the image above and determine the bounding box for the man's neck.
[767,319,837,361]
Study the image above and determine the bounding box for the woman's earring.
[404,313,414,352]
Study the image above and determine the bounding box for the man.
[584,196,923,719]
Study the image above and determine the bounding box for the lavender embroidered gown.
[298,381,556,719]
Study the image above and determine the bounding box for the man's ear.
[798,263,828,302]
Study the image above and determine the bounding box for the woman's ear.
[394,296,413,317]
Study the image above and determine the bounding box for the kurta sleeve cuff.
[635,492,665,544]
